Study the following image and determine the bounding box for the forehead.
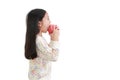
[44,13,49,18]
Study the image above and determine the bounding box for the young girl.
[25,9,60,80]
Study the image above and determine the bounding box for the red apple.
[48,25,58,34]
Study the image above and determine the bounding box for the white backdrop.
[0,0,120,80]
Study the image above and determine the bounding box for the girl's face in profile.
[39,13,51,33]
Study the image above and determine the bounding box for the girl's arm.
[36,40,59,61]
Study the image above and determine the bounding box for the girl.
[25,9,60,80]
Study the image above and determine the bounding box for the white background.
[0,0,120,80]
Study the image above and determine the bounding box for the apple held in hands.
[47,24,59,34]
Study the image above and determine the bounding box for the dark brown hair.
[25,9,46,59]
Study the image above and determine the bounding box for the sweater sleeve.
[36,38,59,61]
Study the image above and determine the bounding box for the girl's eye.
[47,17,50,20]
[48,18,49,20]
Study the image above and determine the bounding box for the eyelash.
[48,18,49,20]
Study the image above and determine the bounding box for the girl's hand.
[50,27,59,41]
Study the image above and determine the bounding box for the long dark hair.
[25,9,46,59]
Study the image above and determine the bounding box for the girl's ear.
[38,21,42,27]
